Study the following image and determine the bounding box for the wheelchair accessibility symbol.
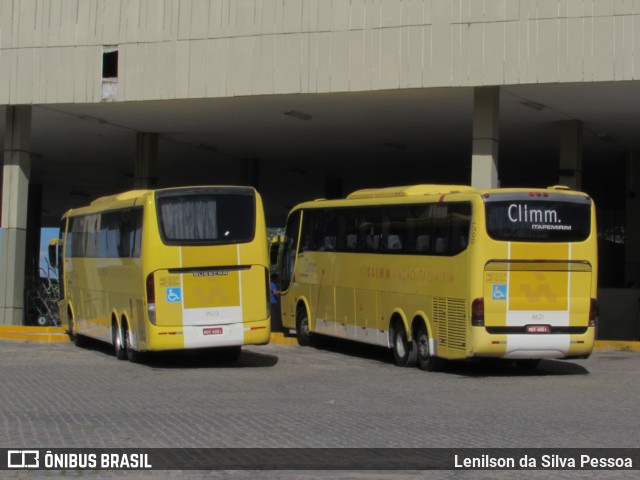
[166,287,182,303]
[492,284,507,300]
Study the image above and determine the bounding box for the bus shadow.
[73,336,279,369]
[310,335,396,365]
[145,349,279,369]
[308,335,589,376]
[444,358,590,377]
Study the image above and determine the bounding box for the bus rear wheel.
[415,322,443,371]
[123,322,143,363]
[392,323,417,367]
[296,309,311,346]
[217,346,242,362]
[515,359,540,370]
[113,322,127,360]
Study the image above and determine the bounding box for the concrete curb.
[0,326,70,342]
[0,326,300,345]
[1,326,638,351]
[593,340,640,352]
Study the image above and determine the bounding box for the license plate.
[526,324,550,334]
[203,327,223,336]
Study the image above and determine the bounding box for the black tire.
[68,316,86,347]
[515,359,540,370]
[217,346,242,362]
[123,323,144,363]
[415,322,444,372]
[113,322,127,360]
[296,309,311,346]
[392,322,417,367]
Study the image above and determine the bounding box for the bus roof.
[289,184,588,211]
[346,184,476,199]
[90,190,152,206]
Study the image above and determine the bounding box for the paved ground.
[0,336,638,479]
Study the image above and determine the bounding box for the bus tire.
[415,321,444,372]
[68,314,86,348]
[296,309,311,346]
[392,322,417,367]
[217,346,242,362]
[113,321,127,360]
[123,322,143,363]
[515,359,540,370]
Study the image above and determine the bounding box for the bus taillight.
[471,297,484,326]
[588,298,598,327]
[146,273,156,325]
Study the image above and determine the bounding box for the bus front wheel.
[296,309,311,346]
[392,323,417,367]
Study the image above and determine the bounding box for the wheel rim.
[417,331,429,361]
[300,316,309,337]
[395,330,406,358]
[114,327,121,352]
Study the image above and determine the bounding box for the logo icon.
[8,450,39,468]
[166,288,181,303]
[492,284,507,300]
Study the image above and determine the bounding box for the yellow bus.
[279,184,597,370]
[50,186,271,362]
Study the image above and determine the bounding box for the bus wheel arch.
[67,304,85,347]
[112,314,126,360]
[66,304,76,337]
[390,312,416,367]
[412,316,444,372]
[295,300,311,346]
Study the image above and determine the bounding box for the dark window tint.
[67,208,142,258]
[297,202,471,256]
[485,199,591,242]
[280,210,301,291]
[157,191,255,245]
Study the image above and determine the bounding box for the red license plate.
[526,324,550,334]
[203,327,223,335]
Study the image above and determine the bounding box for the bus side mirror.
[48,239,61,268]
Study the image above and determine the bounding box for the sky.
[40,227,59,278]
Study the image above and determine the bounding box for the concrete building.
[1,0,639,337]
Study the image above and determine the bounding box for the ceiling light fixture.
[597,133,616,144]
[520,100,545,111]
[384,142,407,150]
[284,110,312,121]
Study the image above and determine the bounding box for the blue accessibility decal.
[492,284,507,300]
[166,287,182,303]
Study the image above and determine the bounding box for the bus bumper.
[144,318,271,351]
[469,327,595,359]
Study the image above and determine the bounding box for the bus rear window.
[485,198,591,242]
[157,190,255,245]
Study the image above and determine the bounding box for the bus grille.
[434,297,466,351]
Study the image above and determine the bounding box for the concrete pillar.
[0,106,32,325]
[471,87,500,189]
[134,132,158,189]
[25,184,43,280]
[625,152,640,287]
[558,120,583,190]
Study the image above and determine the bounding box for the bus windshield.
[484,196,591,242]
[156,189,255,245]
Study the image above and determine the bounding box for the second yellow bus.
[279,184,597,370]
